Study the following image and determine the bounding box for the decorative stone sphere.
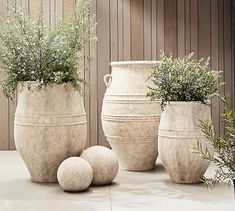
[81,146,119,185]
[57,157,93,192]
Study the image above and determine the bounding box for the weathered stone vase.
[158,102,213,183]
[14,82,87,183]
[101,61,161,171]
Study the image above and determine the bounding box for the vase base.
[119,163,156,171]
[30,178,58,183]
[120,166,155,171]
[170,177,202,184]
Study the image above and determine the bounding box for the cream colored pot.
[158,102,213,184]
[101,61,161,171]
[14,82,87,183]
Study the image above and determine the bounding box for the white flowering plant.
[0,0,96,99]
[147,52,222,110]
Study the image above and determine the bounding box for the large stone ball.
[57,157,93,192]
[81,146,119,185]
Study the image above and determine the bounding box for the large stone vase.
[14,82,87,183]
[158,102,213,183]
[101,61,161,171]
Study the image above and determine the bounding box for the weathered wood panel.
[96,0,110,147]
[211,0,220,135]
[131,0,144,60]
[164,0,177,57]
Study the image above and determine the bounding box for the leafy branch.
[193,99,235,189]
[0,0,96,99]
[147,52,222,111]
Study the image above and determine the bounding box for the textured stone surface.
[14,82,87,183]
[57,157,93,192]
[158,102,213,184]
[101,61,161,171]
[81,146,119,185]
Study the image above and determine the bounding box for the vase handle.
[104,74,112,88]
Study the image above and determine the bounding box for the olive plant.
[193,98,235,196]
[0,0,96,99]
[147,52,221,110]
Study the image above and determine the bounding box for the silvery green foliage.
[147,53,221,110]
[193,99,235,188]
[0,0,96,99]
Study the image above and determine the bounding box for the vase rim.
[110,61,160,67]
[18,81,73,87]
[166,101,210,105]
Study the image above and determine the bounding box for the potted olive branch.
[147,52,222,184]
[0,0,96,98]
[0,0,96,182]
[193,97,235,196]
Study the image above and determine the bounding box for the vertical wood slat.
[131,0,144,60]
[9,99,15,150]
[84,46,90,148]
[118,0,124,61]
[218,0,225,135]
[55,0,63,23]
[63,0,75,18]
[0,81,9,150]
[164,0,177,57]
[198,0,213,131]
[50,0,55,26]
[28,0,42,18]
[177,0,185,57]
[156,0,164,59]
[0,0,7,18]
[110,0,118,61]
[190,0,198,59]
[224,0,233,102]
[144,0,152,60]
[151,0,157,60]
[97,0,110,147]
[89,0,98,146]
[84,43,91,148]
[198,0,211,59]
[42,0,50,25]
[123,0,131,60]
[185,0,191,54]
[211,0,220,136]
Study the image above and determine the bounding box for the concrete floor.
[0,151,234,211]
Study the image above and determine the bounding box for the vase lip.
[110,61,160,67]
[17,81,77,91]
[166,101,210,105]
[18,81,73,87]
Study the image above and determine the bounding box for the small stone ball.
[81,146,119,185]
[57,157,93,192]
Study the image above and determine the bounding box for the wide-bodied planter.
[14,82,87,183]
[158,102,213,184]
[101,61,161,171]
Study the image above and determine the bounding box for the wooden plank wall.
[0,0,234,150]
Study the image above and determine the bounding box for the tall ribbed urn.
[101,61,161,171]
[14,82,87,182]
